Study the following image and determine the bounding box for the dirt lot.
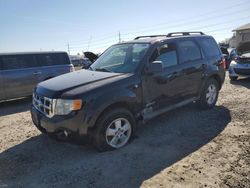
[0,75,249,188]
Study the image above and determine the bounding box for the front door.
[142,42,185,113]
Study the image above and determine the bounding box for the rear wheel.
[198,78,219,109]
[92,108,135,151]
[229,76,238,81]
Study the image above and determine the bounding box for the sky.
[0,0,250,54]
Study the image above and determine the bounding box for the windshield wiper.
[95,68,112,72]
[88,66,94,71]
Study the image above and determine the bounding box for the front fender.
[79,87,141,134]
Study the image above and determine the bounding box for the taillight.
[221,58,226,70]
[70,65,75,72]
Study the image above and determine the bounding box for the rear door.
[1,54,39,99]
[176,39,205,98]
[197,37,225,80]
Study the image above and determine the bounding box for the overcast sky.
[0,0,250,54]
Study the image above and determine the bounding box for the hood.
[36,70,125,97]
[84,52,99,63]
[237,41,250,55]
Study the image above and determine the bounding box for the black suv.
[31,32,226,151]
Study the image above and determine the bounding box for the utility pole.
[87,36,92,51]
[67,43,70,55]
[118,31,121,43]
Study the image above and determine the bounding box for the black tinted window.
[151,43,178,68]
[2,55,36,70]
[198,38,220,57]
[178,40,201,63]
[36,53,70,66]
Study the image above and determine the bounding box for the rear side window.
[198,38,220,57]
[150,43,178,68]
[178,40,202,63]
[2,55,36,70]
[36,53,70,67]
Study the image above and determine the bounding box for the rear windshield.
[0,53,70,70]
[198,38,221,57]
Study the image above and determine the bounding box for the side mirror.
[146,61,163,74]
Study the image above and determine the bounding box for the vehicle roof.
[0,51,68,56]
[120,34,212,45]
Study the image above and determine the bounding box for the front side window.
[150,43,178,68]
[90,43,149,73]
[178,40,202,63]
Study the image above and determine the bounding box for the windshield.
[90,43,149,73]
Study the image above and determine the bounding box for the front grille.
[234,68,250,76]
[33,93,55,117]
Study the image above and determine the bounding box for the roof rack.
[166,32,205,37]
[134,35,168,40]
[134,32,205,40]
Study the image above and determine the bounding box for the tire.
[198,78,219,110]
[92,108,136,152]
[229,76,238,81]
[35,124,47,134]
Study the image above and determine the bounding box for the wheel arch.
[209,74,222,90]
[90,101,138,129]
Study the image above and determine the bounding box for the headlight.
[54,99,82,115]
[230,60,237,66]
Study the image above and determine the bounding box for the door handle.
[33,72,42,75]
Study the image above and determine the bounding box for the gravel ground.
[0,75,249,188]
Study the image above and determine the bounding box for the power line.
[68,15,249,50]
[67,1,249,46]
[69,8,249,48]
[122,8,250,36]
[120,0,249,34]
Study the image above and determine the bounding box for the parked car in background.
[228,48,237,60]
[82,58,92,69]
[31,32,225,151]
[0,51,74,101]
[70,54,94,69]
[83,51,99,63]
[220,47,230,69]
[229,42,250,81]
[70,56,83,67]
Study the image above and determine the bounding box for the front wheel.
[92,108,135,151]
[198,78,219,109]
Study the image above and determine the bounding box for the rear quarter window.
[198,38,221,57]
[36,53,70,67]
